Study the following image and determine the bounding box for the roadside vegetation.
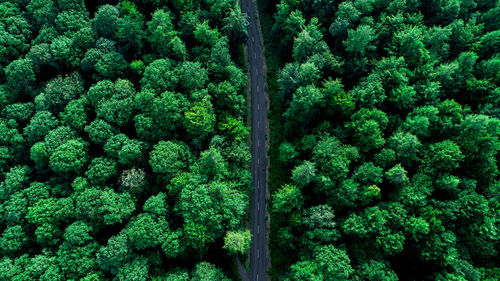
[0,0,251,280]
[262,0,500,280]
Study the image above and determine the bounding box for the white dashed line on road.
[258,250,260,258]
[258,203,260,211]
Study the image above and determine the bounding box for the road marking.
[258,121,260,129]
[258,104,260,110]
[258,225,260,233]
[258,203,260,211]
[257,85,260,92]
[258,158,260,165]
[258,250,260,258]
[257,274,259,281]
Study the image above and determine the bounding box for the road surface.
[241,0,268,280]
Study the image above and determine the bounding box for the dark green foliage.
[0,0,250,279]
[268,0,500,279]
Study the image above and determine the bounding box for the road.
[241,0,268,280]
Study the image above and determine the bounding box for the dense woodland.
[0,0,251,280]
[261,0,500,280]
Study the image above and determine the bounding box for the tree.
[284,85,323,125]
[385,164,409,186]
[149,141,191,178]
[279,142,299,163]
[177,61,209,92]
[63,221,92,246]
[191,262,230,281]
[223,230,251,255]
[85,157,118,185]
[26,0,58,29]
[84,119,115,145]
[35,73,84,113]
[353,260,398,281]
[222,5,249,43]
[292,161,316,187]
[388,131,422,166]
[315,245,354,280]
[347,108,388,153]
[272,184,303,214]
[425,140,464,172]
[75,187,135,226]
[24,111,59,144]
[60,98,88,130]
[97,233,131,275]
[5,59,36,96]
[141,59,178,94]
[150,91,189,136]
[147,9,176,55]
[323,78,355,117]
[126,213,169,250]
[352,162,383,186]
[116,257,149,281]
[193,147,228,181]
[184,95,215,138]
[0,225,27,254]
[93,5,120,39]
[49,140,87,174]
[344,25,376,56]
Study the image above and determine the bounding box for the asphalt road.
[241,0,268,280]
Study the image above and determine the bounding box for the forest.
[259,0,500,280]
[0,0,251,280]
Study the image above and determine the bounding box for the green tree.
[223,230,251,255]
[191,262,230,281]
[93,5,120,39]
[292,161,316,187]
[222,5,249,43]
[49,140,87,174]
[149,141,191,178]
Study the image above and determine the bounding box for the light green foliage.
[223,229,251,255]
[191,262,230,281]
[272,184,303,214]
[184,95,215,138]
